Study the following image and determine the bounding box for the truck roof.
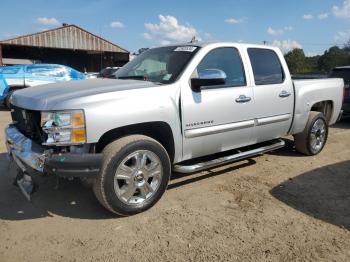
[165,41,280,50]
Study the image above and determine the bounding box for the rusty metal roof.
[0,24,129,53]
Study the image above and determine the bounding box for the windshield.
[114,46,199,84]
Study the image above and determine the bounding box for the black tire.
[5,90,15,109]
[93,135,171,216]
[294,111,328,156]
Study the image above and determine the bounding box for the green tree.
[284,48,308,74]
[305,55,321,73]
[318,46,350,72]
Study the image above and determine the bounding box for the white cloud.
[267,26,292,36]
[334,30,350,43]
[303,14,313,20]
[110,21,124,28]
[144,15,200,44]
[318,13,329,20]
[333,0,350,18]
[225,17,244,24]
[143,32,152,40]
[272,39,302,52]
[267,27,284,36]
[36,17,60,26]
[305,51,321,57]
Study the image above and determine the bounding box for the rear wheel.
[294,111,328,156]
[93,135,171,216]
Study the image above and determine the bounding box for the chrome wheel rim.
[114,150,163,205]
[310,119,326,153]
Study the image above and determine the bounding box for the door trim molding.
[184,113,292,139]
[256,114,291,126]
[184,119,255,138]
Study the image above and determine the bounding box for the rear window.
[330,69,350,83]
[248,48,285,85]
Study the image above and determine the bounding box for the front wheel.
[93,135,171,216]
[294,111,328,156]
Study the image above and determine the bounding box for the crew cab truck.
[5,42,344,216]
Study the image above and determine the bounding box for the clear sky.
[0,0,349,56]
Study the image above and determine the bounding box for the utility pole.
[0,44,3,66]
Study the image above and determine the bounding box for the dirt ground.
[0,108,349,262]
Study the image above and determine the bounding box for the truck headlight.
[41,110,86,145]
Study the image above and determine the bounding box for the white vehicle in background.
[5,42,344,216]
[85,72,99,79]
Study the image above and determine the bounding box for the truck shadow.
[267,138,302,157]
[270,160,350,230]
[0,105,9,111]
[331,116,350,130]
[0,153,115,220]
[269,117,350,158]
[168,159,256,190]
[0,153,256,221]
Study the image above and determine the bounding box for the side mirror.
[191,69,226,91]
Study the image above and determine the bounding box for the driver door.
[181,47,256,160]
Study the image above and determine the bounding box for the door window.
[248,48,285,85]
[26,65,67,78]
[26,65,52,77]
[196,47,246,87]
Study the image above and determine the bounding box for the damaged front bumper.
[5,124,102,179]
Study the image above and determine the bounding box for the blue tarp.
[0,74,9,102]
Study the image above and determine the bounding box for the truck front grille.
[11,106,44,143]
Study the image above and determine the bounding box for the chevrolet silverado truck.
[5,42,344,216]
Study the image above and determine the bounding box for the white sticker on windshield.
[174,46,197,52]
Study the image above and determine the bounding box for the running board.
[173,139,285,174]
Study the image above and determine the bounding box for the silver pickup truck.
[5,42,344,216]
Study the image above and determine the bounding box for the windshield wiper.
[117,76,146,80]
[116,75,162,85]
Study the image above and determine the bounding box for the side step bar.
[173,139,285,174]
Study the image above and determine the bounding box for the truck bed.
[290,78,344,135]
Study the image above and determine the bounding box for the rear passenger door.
[247,48,294,143]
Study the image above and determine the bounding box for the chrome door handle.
[279,90,291,98]
[235,95,251,103]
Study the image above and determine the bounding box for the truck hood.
[11,78,157,110]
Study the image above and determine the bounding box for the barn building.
[0,24,129,72]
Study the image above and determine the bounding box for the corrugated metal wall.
[0,25,127,53]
